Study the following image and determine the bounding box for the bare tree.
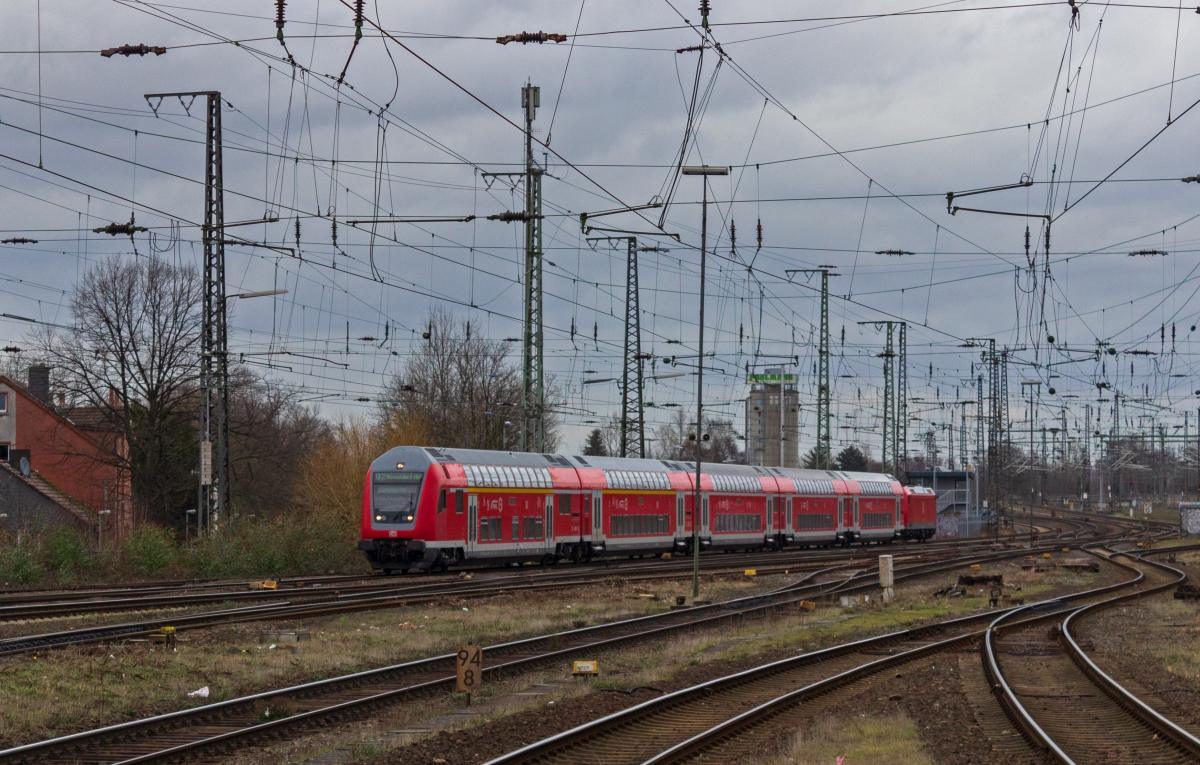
[37,256,202,525]
[651,409,742,463]
[227,370,328,519]
[380,308,558,450]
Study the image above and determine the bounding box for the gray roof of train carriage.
[406,449,899,486]
[836,470,900,484]
[418,448,769,475]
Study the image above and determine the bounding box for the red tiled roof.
[62,405,123,432]
[0,460,95,528]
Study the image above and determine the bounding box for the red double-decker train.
[358,447,937,573]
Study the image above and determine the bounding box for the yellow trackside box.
[743,569,757,577]
[572,660,599,676]
[250,579,278,590]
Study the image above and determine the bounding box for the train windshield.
[373,471,424,513]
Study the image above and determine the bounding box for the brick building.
[0,367,132,540]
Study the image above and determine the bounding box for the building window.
[0,391,7,414]
[0,444,8,461]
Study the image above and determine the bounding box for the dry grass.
[0,554,1106,758]
[1139,597,1200,686]
[760,712,933,765]
[0,576,769,747]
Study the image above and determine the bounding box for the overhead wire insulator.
[487,211,541,222]
[699,0,712,30]
[275,0,286,39]
[755,218,762,252]
[337,0,366,83]
[729,219,736,256]
[1,237,38,244]
[495,31,568,45]
[93,218,148,236]
[100,44,167,58]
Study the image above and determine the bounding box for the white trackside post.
[879,554,895,604]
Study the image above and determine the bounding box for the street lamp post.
[199,287,289,534]
[682,164,729,604]
[185,508,197,543]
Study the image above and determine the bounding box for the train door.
[676,493,685,536]
[701,495,710,538]
[467,494,478,553]
[785,497,794,534]
[544,495,554,552]
[766,496,774,535]
[591,491,604,544]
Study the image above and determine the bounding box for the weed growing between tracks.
[762,713,932,765]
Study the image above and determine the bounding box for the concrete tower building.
[745,368,800,468]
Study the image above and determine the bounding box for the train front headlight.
[375,514,385,522]
[402,512,414,522]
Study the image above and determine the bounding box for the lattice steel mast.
[521,83,545,452]
[147,90,227,533]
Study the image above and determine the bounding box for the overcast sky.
[0,0,1197,461]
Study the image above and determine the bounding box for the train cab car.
[901,485,937,540]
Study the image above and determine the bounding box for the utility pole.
[1084,403,1092,509]
[786,268,835,467]
[818,271,831,467]
[521,83,545,453]
[147,90,227,533]
[897,322,907,477]
[859,320,905,475]
[590,235,661,458]
[883,324,895,473]
[976,374,984,465]
[618,238,654,459]
[682,164,729,604]
[959,404,968,470]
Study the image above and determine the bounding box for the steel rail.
[489,541,1199,764]
[983,547,1196,764]
[0,533,1059,657]
[0,544,1064,764]
[481,544,1155,765]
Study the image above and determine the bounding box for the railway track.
[0,514,1087,622]
[984,547,1200,764]
[0,544,1062,764]
[0,531,1074,657]
[482,545,1195,765]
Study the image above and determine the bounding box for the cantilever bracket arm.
[948,206,1051,221]
[578,199,663,232]
[945,178,1034,213]
[583,224,681,241]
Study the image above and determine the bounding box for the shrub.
[121,525,177,577]
[0,535,43,584]
[39,526,91,580]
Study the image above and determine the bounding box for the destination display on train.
[374,471,424,483]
